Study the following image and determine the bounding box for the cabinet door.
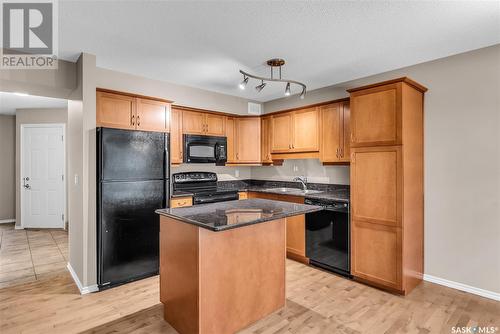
[351,221,402,290]
[182,111,205,135]
[225,117,236,163]
[319,103,342,163]
[205,114,225,136]
[236,117,261,163]
[350,83,401,147]
[96,91,136,130]
[271,113,292,153]
[292,107,319,152]
[286,214,306,258]
[261,116,272,163]
[339,101,351,162]
[351,146,402,227]
[136,98,168,132]
[170,108,183,164]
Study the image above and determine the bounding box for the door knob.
[23,177,30,189]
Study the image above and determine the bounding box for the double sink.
[262,187,323,195]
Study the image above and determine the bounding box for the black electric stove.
[172,172,238,205]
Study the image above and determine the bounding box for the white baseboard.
[423,274,500,301]
[67,263,99,295]
[0,219,15,224]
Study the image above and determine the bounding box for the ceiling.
[0,92,67,115]
[59,1,500,102]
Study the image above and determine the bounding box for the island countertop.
[156,198,322,231]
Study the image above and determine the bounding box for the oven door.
[183,134,227,164]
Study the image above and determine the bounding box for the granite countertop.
[156,198,322,231]
[171,184,350,203]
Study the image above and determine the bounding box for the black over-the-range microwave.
[183,134,227,164]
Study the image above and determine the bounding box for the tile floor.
[0,223,68,289]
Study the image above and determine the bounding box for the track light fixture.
[239,76,249,90]
[284,82,291,96]
[255,80,266,92]
[238,58,306,98]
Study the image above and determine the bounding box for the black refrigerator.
[97,127,169,290]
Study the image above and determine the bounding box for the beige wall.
[0,115,16,220]
[15,108,68,228]
[264,44,500,294]
[250,160,349,185]
[0,57,78,100]
[95,67,258,115]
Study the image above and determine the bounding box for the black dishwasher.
[305,198,351,277]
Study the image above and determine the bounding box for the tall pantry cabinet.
[348,77,427,295]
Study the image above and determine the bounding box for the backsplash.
[218,179,349,193]
[250,159,350,185]
[171,159,349,184]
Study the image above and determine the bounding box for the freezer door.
[98,128,166,181]
[98,180,163,287]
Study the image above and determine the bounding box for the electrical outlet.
[74,174,79,185]
[293,165,298,172]
[235,169,240,178]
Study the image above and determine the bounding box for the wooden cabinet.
[170,196,193,208]
[320,101,350,164]
[238,191,248,200]
[136,98,169,132]
[226,117,261,164]
[350,83,400,147]
[348,77,426,295]
[247,191,307,263]
[271,107,319,154]
[96,91,136,130]
[96,90,170,132]
[292,107,320,152]
[182,110,225,136]
[271,113,293,152]
[170,107,183,164]
[261,116,273,163]
[235,117,261,163]
[352,221,402,289]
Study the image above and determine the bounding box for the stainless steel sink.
[263,188,323,195]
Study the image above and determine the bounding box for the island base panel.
[160,216,286,334]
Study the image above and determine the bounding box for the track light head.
[255,81,266,92]
[239,76,249,90]
[284,82,291,96]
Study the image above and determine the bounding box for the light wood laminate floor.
[1,258,498,334]
[0,223,68,288]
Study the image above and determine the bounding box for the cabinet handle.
[236,153,239,159]
[131,115,135,126]
[137,115,140,127]
[336,148,339,158]
[340,148,343,157]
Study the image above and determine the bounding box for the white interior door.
[22,124,65,229]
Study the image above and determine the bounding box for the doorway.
[20,124,66,229]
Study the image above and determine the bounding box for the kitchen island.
[156,199,321,334]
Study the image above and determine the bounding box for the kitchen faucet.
[293,176,308,190]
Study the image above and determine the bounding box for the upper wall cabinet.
[271,107,319,154]
[182,110,225,136]
[170,107,183,164]
[350,84,400,147]
[96,90,170,132]
[226,116,261,164]
[96,91,136,130]
[319,101,350,164]
[260,116,273,164]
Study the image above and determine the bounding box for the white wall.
[264,44,500,295]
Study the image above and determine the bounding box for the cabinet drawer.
[170,197,193,208]
[238,192,248,200]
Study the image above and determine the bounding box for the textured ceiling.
[58,1,500,102]
[0,93,67,115]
